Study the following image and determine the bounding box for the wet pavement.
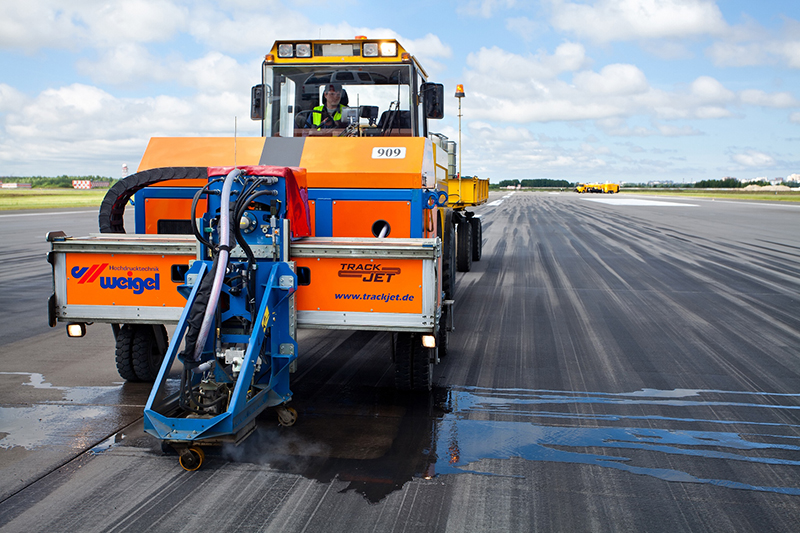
[1,196,800,532]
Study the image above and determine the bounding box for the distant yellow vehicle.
[575,182,619,194]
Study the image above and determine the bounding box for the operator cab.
[250,38,444,138]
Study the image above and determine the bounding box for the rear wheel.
[394,332,433,391]
[469,217,482,262]
[456,221,472,272]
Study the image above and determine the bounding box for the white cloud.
[461,122,610,176]
[0,0,188,52]
[0,84,28,113]
[690,76,735,103]
[732,150,775,168]
[79,0,188,46]
[0,80,258,175]
[465,43,588,89]
[573,64,649,95]
[548,0,728,43]
[75,43,173,86]
[0,2,81,51]
[461,47,744,126]
[705,16,800,70]
[706,42,768,67]
[739,90,798,109]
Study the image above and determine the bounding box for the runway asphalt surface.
[0,192,799,532]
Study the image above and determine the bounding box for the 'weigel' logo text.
[71,264,160,295]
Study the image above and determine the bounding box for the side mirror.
[421,83,444,119]
[250,84,264,120]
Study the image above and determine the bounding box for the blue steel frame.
[143,171,298,443]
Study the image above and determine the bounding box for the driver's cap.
[325,83,342,93]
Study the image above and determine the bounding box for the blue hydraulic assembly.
[143,166,309,470]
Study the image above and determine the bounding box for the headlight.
[277,43,294,58]
[380,42,397,57]
[363,42,379,57]
[295,43,311,58]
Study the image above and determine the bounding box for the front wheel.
[132,325,168,382]
[114,325,138,382]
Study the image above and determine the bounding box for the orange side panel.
[143,197,207,234]
[294,258,422,314]
[138,137,267,187]
[331,200,411,238]
[66,253,193,308]
[300,137,424,189]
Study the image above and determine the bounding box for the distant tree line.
[623,178,776,188]
[693,178,749,188]
[0,176,116,188]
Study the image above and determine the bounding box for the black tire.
[441,210,456,300]
[114,324,139,382]
[412,342,433,391]
[394,332,432,391]
[469,217,482,262]
[456,221,472,272]
[132,325,168,382]
[394,332,413,390]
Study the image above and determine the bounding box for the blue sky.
[2,0,800,183]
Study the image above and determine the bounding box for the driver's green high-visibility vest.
[312,105,343,128]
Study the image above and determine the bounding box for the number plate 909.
[371,147,406,159]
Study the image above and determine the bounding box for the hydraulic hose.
[191,168,242,368]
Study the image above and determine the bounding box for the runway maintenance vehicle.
[574,182,620,194]
[46,37,488,469]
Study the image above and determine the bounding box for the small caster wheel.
[277,406,298,427]
[179,446,205,471]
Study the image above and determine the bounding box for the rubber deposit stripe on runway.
[582,198,698,206]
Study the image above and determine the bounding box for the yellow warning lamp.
[455,84,465,98]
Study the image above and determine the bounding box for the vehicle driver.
[307,83,348,129]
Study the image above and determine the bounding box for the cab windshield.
[262,64,417,137]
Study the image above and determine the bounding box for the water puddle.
[434,387,800,495]
[0,372,127,450]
